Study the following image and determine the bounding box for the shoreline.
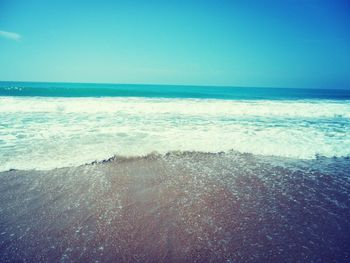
[1,150,349,173]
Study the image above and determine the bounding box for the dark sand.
[0,152,349,262]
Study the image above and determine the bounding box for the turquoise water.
[1,81,350,100]
[0,81,349,171]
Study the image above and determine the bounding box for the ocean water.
[1,82,350,262]
[0,81,350,171]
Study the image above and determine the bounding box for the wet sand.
[0,152,349,262]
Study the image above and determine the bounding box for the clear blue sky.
[1,0,349,88]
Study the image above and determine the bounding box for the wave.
[0,97,349,171]
[3,150,350,174]
[1,96,350,118]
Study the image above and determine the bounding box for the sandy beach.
[1,152,349,262]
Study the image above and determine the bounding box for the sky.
[0,0,349,88]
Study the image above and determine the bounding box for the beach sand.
[0,152,349,262]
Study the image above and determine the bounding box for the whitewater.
[1,96,349,171]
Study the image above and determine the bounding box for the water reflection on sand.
[0,152,349,262]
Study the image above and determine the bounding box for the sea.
[1,81,350,262]
[0,81,349,171]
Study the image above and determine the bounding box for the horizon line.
[0,79,348,91]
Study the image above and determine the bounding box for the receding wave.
[1,151,349,262]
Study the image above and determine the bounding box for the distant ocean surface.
[0,81,350,171]
[1,81,350,100]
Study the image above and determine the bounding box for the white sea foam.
[0,97,349,171]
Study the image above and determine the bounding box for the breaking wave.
[0,96,349,171]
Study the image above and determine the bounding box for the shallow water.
[0,152,349,262]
